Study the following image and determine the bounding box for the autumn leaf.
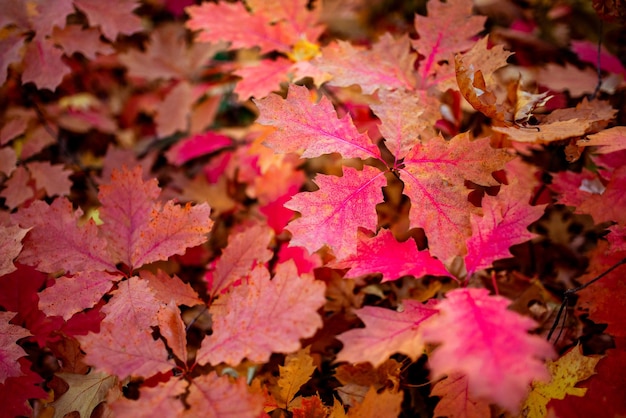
[284,166,386,259]
[577,126,626,154]
[0,312,31,383]
[421,288,555,413]
[522,345,601,418]
[184,372,264,418]
[14,198,115,274]
[205,223,274,297]
[73,0,143,41]
[186,1,289,54]
[77,277,176,379]
[38,271,121,320]
[336,300,438,367]
[165,131,233,167]
[347,386,403,418]
[277,346,316,408]
[455,36,514,123]
[431,372,491,418]
[413,0,486,87]
[0,358,47,417]
[196,260,325,366]
[464,183,546,277]
[398,133,512,262]
[98,166,213,269]
[51,370,117,418]
[0,224,28,276]
[255,84,382,160]
[331,229,451,282]
[108,377,187,418]
[315,33,417,94]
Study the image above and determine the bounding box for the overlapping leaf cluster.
[1,0,625,417]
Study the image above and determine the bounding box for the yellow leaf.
[277,346,316,408]
[521,345,602,418]
[347,386,403,418]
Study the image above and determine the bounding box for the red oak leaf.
[184,372,264,418]
[331,229,451,282]
[0,224,28,276]
[98,166,213,269]
[157,301,188,362]
[233,58,293,100]
[165,131,232,166]
[413,0,486,87]
[464,183,546,277]
[255,84,381,160]
[431,372,490,418]
[14,198,115,274]
[370,89,439,161]
[578,126,626,154]
[0,165,33,209]
[0,358,47,417]
[26,161,72,197]
[51,25,114,59]
[140,270,202,307]
[186,1,289,54]
[22,39,71,91]
[78,277,175,379]
[196,260,326,366]
[421,288,555,413]
[119,23,223,81]
[38,271,120,320]
[205,223,274,297]
[284,166,387,259]
[73,0,143,41]
[336,300,438,367]
[109,377,187,418]
[399,134,511,262]
[0,312,30,383]
[315,33,417,94]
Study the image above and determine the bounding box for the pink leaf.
[22,39,70,91]
[577,126,626,154]
[197,261,325,366]
[0,312,31,383]
[140,270,202,307]
[73,0,143,41]
[98,166,213,269]
[399,134,511,262]
[184,372,264,418]
[109,377,187,418]
[255,84,381,160]
[465,184,546,276]
[0,224,28,276]
[78,278,175,379]
[316,34,417,94]
[1,165,34,209]
[0,33,24,85]
[233,58,293,100]
[332,229,451,282]
[336,300,438,367]
[421,288,555,413]
[51,25,114,59]
[185,1,289,54]
[285,166,386,259]
[26,161,72,197]
[14,198,115,273]
[165,132,232,166]
[157,301,188,362]
[412,0,486,84]
[38,272,120,320]
[155,81,194,138]
[205,223,274,297]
